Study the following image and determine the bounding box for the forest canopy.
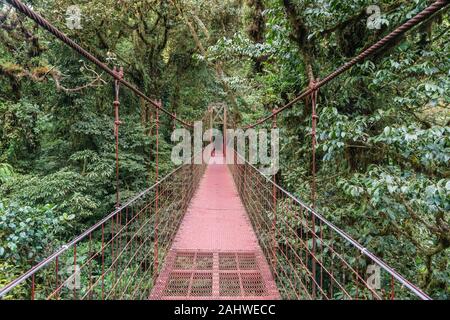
[0,0,448,299]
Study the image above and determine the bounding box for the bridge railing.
[0,162,206,300]
[229,152,430,300]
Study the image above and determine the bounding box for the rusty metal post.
[73,244,77,299]
[173,112,177,131]
[241,156,246,203]
[153,100,160,281]
[113,66,124,208]
[309,78,318,298]
[210,107,214,157]
[112,67,123,297]
[271,109,278,271]
[223,106,227,157]
[391,275,395,300]
[31,274,35,300]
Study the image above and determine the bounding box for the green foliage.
[374,125,449,171]
[1,169,99,220]
[0,101,41,166]
[0,201,73,298]
[0,163,14,184]
[0,201,71,262]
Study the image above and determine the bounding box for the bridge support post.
[210,107,214,157]
[271,109,278,272]
[309,78,319,298]
[242,161,246,200]
[223,106,227,157]
[112,67,123,298]
[153,100,160,282]
[173,112,177,131]
[113,66,124,208]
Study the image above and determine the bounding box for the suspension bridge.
[1,0,448,300]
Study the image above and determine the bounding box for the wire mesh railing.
[0,162,206,300]
[228,151,431,300]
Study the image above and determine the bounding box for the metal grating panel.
[219,253,238,270]
[219,273,240,296]
[242,273,267,296]
[165,272,191,296]
[238,253,259,270]
[191,273,213,296]
[174,252,195,269]
[196,253,214,270]
[152,250,278,299]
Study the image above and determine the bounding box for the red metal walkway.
[150,155,280,299]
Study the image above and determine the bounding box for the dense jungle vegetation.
[0,0,448,299]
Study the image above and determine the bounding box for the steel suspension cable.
[6,0,193,128]
[245,0,449,129]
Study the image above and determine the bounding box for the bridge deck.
[150,155,279,299]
